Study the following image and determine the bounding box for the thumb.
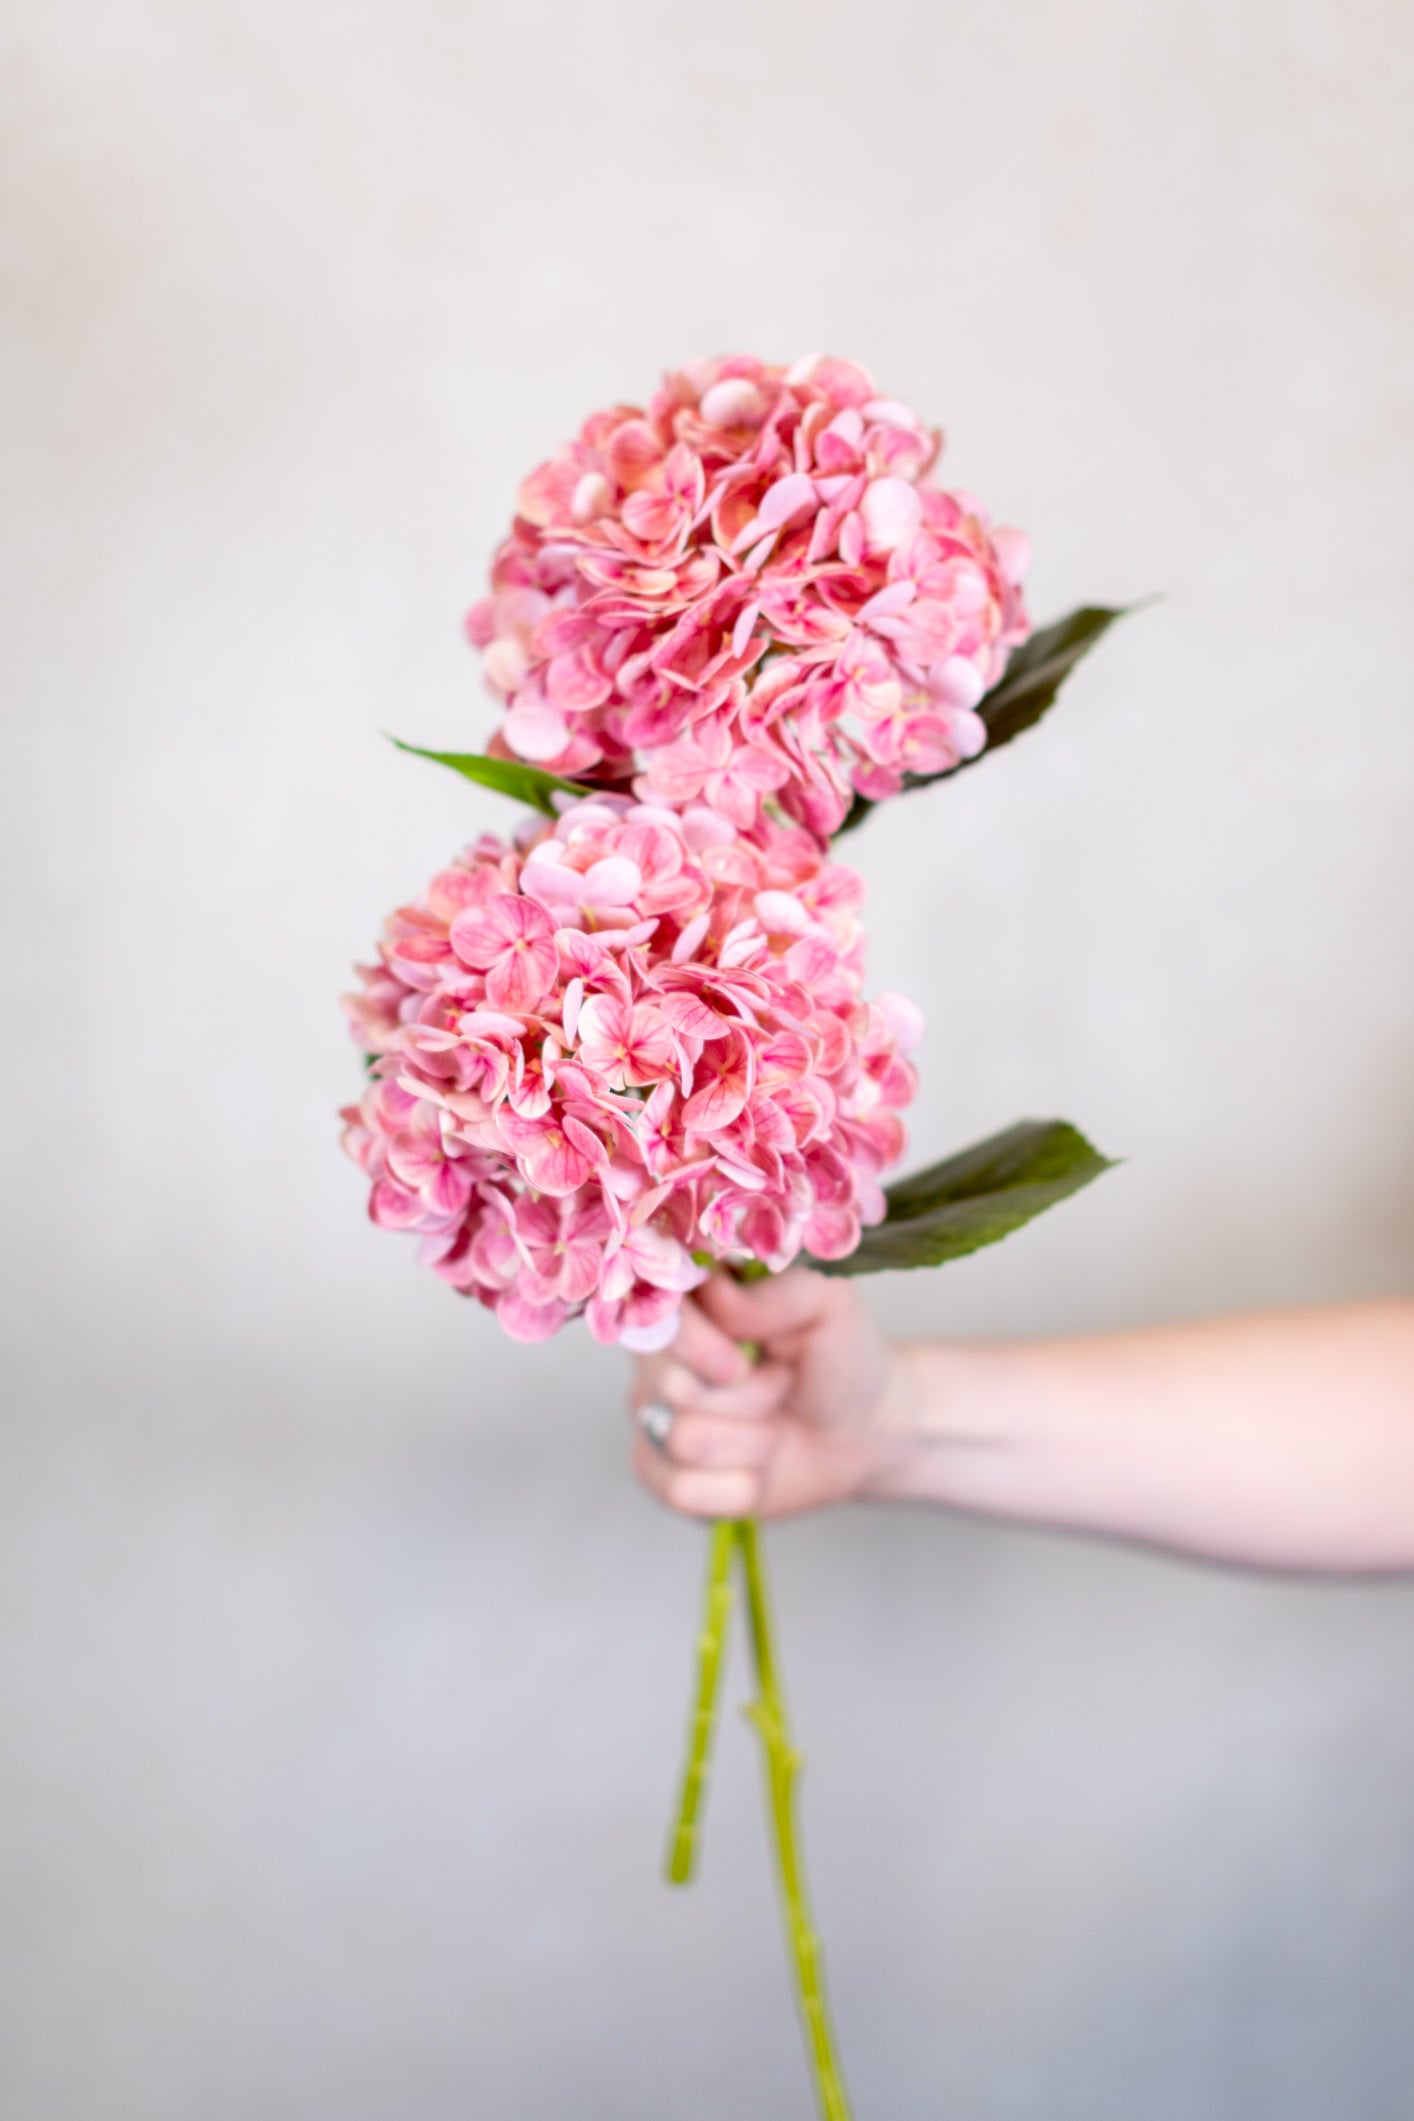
[697,1266,842,1349]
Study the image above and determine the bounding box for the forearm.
[867,1301,1414,1572]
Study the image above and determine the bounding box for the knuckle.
[724,1469,761,1514]
[660,1362,699,1409]
[749,1419,782,1464]
[668,1472,714,1518]
[676,1417,762,1470]
[670,1468,753,1519]
[754,1365,791,1412]
[666,1416,707,1465]
[685,1328,736,1384]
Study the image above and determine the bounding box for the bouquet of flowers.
[342,354,1124,2117]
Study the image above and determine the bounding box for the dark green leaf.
[809,1118,1115,1276]
[387,737,593,816]
[834,602,1141,835]
[972,603,1132,756]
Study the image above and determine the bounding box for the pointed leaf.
[810,1118,1114,1276]
[387,738,593,816]
[834,602,1140,835]
[971,603,1133,756]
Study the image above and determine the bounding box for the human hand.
[629,1269,909,1521]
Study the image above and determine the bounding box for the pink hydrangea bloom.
[341,798,921,1349]
[467,354,1031,840]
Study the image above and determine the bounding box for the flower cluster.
[342,799,920,1348]
[468,353,1030,840]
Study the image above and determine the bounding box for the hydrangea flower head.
[342,799,921,1348]
[469,354,1031,840]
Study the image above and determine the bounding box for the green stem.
[665,1519,736,1884]
[735,1517,855,2121]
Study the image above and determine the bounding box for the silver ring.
[640,1401,675,1452]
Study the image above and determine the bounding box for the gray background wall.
[5,2,1414,2115]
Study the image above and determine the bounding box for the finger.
[659,1412,781,1472]
[629,1338,739,1421]
[630,1434,761,1521]
[697,1266,843,1347]
[659,1295,752,1386]
[631,1347,676,1411]
[652,1359,791,1423]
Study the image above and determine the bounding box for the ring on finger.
[639,1401,676,1452]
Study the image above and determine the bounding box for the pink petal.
[991,525,1031,585]
[562,977,584,1043]
[858,579,918,623]
[522,1127,593,1197]
[557,929,614,977]
[423,1159,473,1217]
[949,707,986,760]
[803,1201,862,1261]
[504,696,572,762]
[457,1009,524,1039]
[654,990,728,1040]
[544,648,612,710]
[671,912,710,963]
[605,418,663,491]
[621,489,680,543]
[583,856,642,908]
[784,936,838,987]
[682,1072,748,1133]
[483,638,529,692]
[485,934,558,1012]
[753,890,812,936]
[369,1178,425,1229]
[824,408,865,450]
[624,1006,677,1081]
[556,1236,606,1307]
[680,806,737,851]
[741,529,780,574]
[576,992,629,1060]
[450,893,545,968]
[859,477,923,556]
[496,1289,571,1342]
[584,1293,628,1345]
[464,598,497,647]
[875,991,926,1052]
[756,471,817,532]
[931,655,986,710]
[623,1227,707,1292]
[602,918,658,951]
[863,397,919,427]
[731,600,760,658]
[700,377,764,427]
[571,472,611,522]
[619,1307,684,1354]
[520,859,587,909]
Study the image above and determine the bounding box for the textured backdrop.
[5,2,1414,2115]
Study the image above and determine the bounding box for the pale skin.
[629,1272,1414,1574]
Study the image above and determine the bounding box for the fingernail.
[661,1363,696,1406]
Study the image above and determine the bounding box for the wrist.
[855,1339,1034,1508]
[855,1342,933,1502]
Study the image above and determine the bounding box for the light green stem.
[665,1519,736,1884]
[735,1517,855,2121]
